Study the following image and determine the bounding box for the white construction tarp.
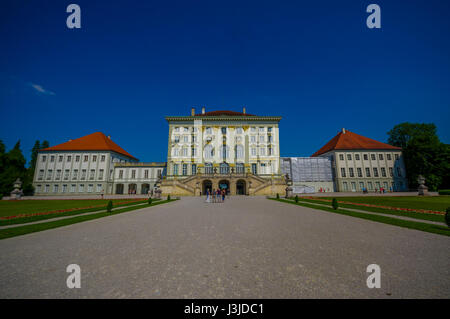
[281,157,333,182]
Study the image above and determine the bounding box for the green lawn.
[0,199,144,218]
[318,196,450,212]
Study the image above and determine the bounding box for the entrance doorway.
[218,180,230,195]
[236,180,246,195]
[202,180,212,195]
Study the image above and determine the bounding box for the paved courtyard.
[0,196,448,298]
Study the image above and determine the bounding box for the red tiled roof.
[195,110,255,116]
[40,132,138,160]
[311,129,401,157]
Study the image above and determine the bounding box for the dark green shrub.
[276,193,280,199]
[295,195,299,203]
[438,190,450,195]
[106,200,113,213]
[167,194,171,201]
[445,207,450,227]
[148,198,152,205]
[332,198,338,210]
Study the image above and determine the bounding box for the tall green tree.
[387,122,450,191]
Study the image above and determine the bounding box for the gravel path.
[0,196,448,298]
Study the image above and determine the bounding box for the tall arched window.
[236,163,244,174]
[204,144,214,159]
[220,163,230,174]
[236,145,244,159]
[205,163,213,174]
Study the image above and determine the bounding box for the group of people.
[205,188,226,203]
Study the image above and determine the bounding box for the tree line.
[0,140,49,197]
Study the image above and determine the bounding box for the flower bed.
[302,197,445,215]
[0,199,144,220]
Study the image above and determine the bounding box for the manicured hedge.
[438,190,450,195]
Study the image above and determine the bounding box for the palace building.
[32,108,408,196]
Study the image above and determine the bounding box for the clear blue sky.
[1,0,449,165]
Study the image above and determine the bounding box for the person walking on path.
[205,189,210,203]
[221,188,226,202]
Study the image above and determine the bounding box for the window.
[76,155,80,162]
[90,169,95,180]
[347,154,352,160]
[101,155,105,162]
[367,182,373,190]
[351,182,356,191]
[93,155,97,162]
[371,154,376,160]
[365,167,371,177]
[389,167,393,177]
[81,169,87,180]
[359,182,364,190]
[97,184,102,192]
[268,127,272,132]
[73,169,78,180]
[206,127,212,135]
[182,164,187,176]
[379,154,383,160]
[349,168,354,177]
[173,164,179,175]
[131,170,136,179]
[373,167,379,177]
[47,170,53,180]
[259,127,264,132]
[387,154,392,161]
[205,163,213,174]
[236,127,243,134]
[58,156,63,162]
[236,163,244,174]
[363,154,368,161]
[70,184,76,193]
[375,182,381,190]
[381,167,386,177]
[53,184,59,193]
[99,169,104,179]
[355,154,360,160]
[251,127,256,132]
[343,182,348,191]
[251,163,257,175]
[192,135,197,143]
[119,170,123,179]
[50,156,55,162]
[183,135,188,143]
[268,147,273,156]
[251,148,256,156]
[260,147,265,156]
[44,185,49,193]
[204,145,214,159]
[88,184,93,193]
[38,170,44,180]
[251,135,256,143]
[157,169,162,178]
[259,135,264,143]
[260,163,266,174]
[67,156,72,162]
[191,164,197,175]
[144,170,149,178]
[357,167,362,177]
[56,169,62,180]
[268,135,273,143]
[220,163,229,174]
[62,184,67,193]
[36,185,41,193]
[182,148,188,157]
[236,145,244,159]
[191,147,196,156]
[221,127,227,134]
[341,168,346,177]
[339,154,344,161]
[42,155,47,162]
[174,127,180,132]
[84,155,88,162]
[174,136,180,143]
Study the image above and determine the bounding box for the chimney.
[243,106,246,114]
[191,107,195,116]
[342,128,346,134]
[201,106,205,114]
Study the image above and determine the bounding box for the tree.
[332,198,338,210]
[387,122,450,191]
[0,141,27,196]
